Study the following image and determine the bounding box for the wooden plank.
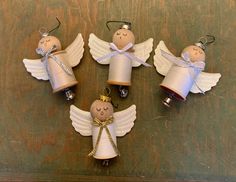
[0,0,235,181]
[0,172,231,182]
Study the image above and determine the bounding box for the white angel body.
[23,33,84,93]
[154,40,221,101]
[43,50,78,92]
[70,104,136,159]
[160,62,202,100]
[92,122,117,159]
[108,54,132,86]
[89,33,153,86]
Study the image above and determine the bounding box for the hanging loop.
[39,27,48,37]
[106,20,131,31]
[103,87,111,96]
[39,17,61,37]
[198,35,215,47]
[48,17,61,34]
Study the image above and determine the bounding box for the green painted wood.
[0,0,235,181]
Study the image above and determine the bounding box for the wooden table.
[0,0,235,181]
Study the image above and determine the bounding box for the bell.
[162,97,172,107]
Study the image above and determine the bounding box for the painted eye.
[96,108,101,111]
[103,107,108,111]
[198,51,203,54]
[46,39,51,42]
[123,33,127,36]
[40,41,44,44]
[116,32,121,35]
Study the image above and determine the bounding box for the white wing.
[190,72,221,93]
[88,33,112,65]
[70,105,92,136]
[23,58,49,80]
[132,38,153,67]
[153,40,175,76]
[65,33,84,67]
[113,105,136,137]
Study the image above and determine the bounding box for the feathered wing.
[190,72,221,93]
[153,40,175,76]
[65,33,84,67]
[88,33,112,65]
[113,105,136,137]
[23,58,49,80]
[70,105,92,136]
[132,38,153,67]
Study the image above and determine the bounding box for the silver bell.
[162,97,172,107]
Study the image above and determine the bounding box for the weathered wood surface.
[0,0,235,181]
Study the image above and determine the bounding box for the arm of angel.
[153,40,175,76]
[190,72,221,93]
[88,33,112,65]
[113,105,136,137]
[70,105,93,136]
[23,58,49,80]
[65,33,84,67]
[132,38,153,67]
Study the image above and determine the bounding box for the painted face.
[181,45,206,62]
[37,36,62,52]
[112,29,135,50]
[90,100,114,121]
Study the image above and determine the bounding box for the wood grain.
[0,0,235,181]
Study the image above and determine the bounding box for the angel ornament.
[89,21,153,98]
[154,35,221,107]
[70,89,136,165]
[23,18,84,100]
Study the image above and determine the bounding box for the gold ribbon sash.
[88,116,120,157]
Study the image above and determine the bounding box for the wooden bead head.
[112,28,135,50]
[37,36,62,52]
[90,99,114,121]
[181,45,206,62]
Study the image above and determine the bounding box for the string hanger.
[195,35,215,51]
[99,87,118,108]
[99,87,111,102]
[39,17,61,37]
[106,20,132,31]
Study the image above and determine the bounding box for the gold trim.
[99,95,111,102]
[107,80,131,86]
[160,84,186,101]
[93,154,118,160]
[53,81,78,93]
[88,117,120,157]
